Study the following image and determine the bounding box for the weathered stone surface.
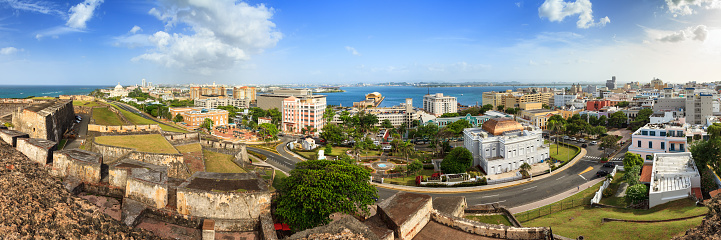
[290,215,380,240]
[376,192,432,240]
[433,196,467,218]
[12,99,74,142]
[87,124,160,133]
[52,148,102,183]
[121,198,147,227]
[176,172,271,225]
[674,195,721,239]
[0,141,158,239]
[16,138,56,165]
[260,212,278,240]
[0,129,29,147]
[109,158,168,189]
[125,167,169,209]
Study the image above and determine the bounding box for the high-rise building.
[482,91,508,108]
[232,86,256,101]
[190,84,226,99]
[281,95,326,134]
[141,78,146,87]
[423,93,457,116]
[606,76,617,90]
[685,92,714,125]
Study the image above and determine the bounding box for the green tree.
[440,147,473,174]
[323,105,335,123]
[407,160,423,173]
[447,119,472,135]
[609,111,628,128]
[542,104,551,109]
[599,135,619,157]
[258,123,279,142]
[173,113,184,123]
[381,119,394,129]
[625,184,648,205]
[440,112,459,118]
[622,152,644,170]
[200,118,213,132]
[708,123,721,139]
[519,162,532,177]
[481,104,494,114]
[616,101,630,108]
[337,154,355,165]
[548,119,565,154]
[301,125,316,136]
[416,123,439,140]
[324,144,333,154]
[624,164,641,186]
[320,124,345,146]
[497,105,504,111]
[598,115,608,125]
[276,160,377,231]
[267,108,282,126]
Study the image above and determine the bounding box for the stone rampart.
[91,140,135,163]
[52,149,102,183]
[0,129,29,147]
[125,168,168,209]
[430,210,548,240]
[163,132,200,145]
[200,139,246,155]
[12,100,74,142]
[126,152,189,179]
[74,106,93,115]
[88,124,160,133]
[109,159,168,189]
[16,138,56,165]
[0,98,35,104]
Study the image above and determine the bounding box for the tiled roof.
[640,164,653,183]
[481,118,524,136]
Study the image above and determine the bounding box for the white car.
[590,141,598,145]
[382,145,391,150]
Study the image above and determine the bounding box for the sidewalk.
[371,148,588,193]
[508,178,604,214]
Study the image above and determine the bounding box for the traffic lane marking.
[578,166,594,175]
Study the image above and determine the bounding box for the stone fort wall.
[12,100,75,142]
[87,124,160,133]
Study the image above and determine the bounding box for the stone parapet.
[125,167,168,209]
[16,138,56,165]
[430,210,548,240]
[0,129,29,147]
[52,148,102,183]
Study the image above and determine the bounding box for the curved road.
[112,102,186,131]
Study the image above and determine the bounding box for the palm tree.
[548,119,565,154]
[399,140,415,161]
[519,162,532,178]
[301,126,316,136]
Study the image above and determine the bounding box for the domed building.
[463,118,549,175]
[109,83,129,97]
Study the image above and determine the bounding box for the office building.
[281,95,327,134]
[423,93,457,117]
[606,76,617,90]
[169,107,229,127]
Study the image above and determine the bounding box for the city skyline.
[1,0,720,85]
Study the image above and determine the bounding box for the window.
[642,130,648,136]
[660,131,666,137]
[680,144,685,151]
[650,131,656,136]
[638,141,641,148]
[648,141,652,148]
[670,143,675,151]
[661,142,665,150]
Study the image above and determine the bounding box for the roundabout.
[371,161,395,171]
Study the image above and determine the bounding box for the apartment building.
[482,91,508,108]
[194,98,250,109]
[190,85,226,99]
[586,100,613,111]
[628,121,707,160]
[281,95,326,134]
[519,109,559,130]
[169,107,229,127]
[502,92,553,108]
[553,94,578,108]
[463,118,549,175]
[685,93,714,125]
[232,86,256,101]
[423,93,457,116]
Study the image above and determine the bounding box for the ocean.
[0,85,109,99]
[323,86,570,108]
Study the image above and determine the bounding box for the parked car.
[570,137,577,141]
[563,136,570,140]
[382,145,391,150]
[578,139,585,143]
[590,141,598,145]
[581,143,587,148]
[603,162,616,168]
[596,170,609,177]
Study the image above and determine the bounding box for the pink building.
[628,120,707,160]
[281,95,326,135]
[586,100,613,111]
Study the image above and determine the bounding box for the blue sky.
[1,0,720,86]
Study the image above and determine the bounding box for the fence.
[590,165,619,204]
[487,175,523,185]
[516,196,591,222]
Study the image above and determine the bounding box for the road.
[64,112,90,149]
[247,146,298,174]
[112,102,185,131]
[374,138,629,207]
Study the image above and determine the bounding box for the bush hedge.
[248,150,267,160]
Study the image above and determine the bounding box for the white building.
[423,93,457,117]
[628,121,707,160]
[194,98,251,109]
[463,118,549,175]
[685,92,715,125]
[109,83,129,97]
[648,152,700,208]
[553,94,578,108]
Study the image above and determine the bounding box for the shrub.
[626,184,648,204]
[422,164,435,170]
[248,150,267,160]
[603,187,614,197]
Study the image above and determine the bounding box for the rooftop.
[55,148,102,164]
[377,192,431,228]
[650,152,700,193]
[481,118,524,136]
[180,171,267,193]
[0,129,29,137]
[19,138,56,150]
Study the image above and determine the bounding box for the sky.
[1,0,721,86]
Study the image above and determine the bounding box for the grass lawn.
[203,150,246,173]
[519,176,708,240]
[599,171,627,207]
[465,215,513,226]
[92,107,125,126]
[31,96,56,100]
[95,134,178,154]
[57,139,67,150]
[272,170,288,190]
[73,100,103,108]
[549,144,578,163]
[294,150,316,160]
[110,103,187,133]
[175,143,202,153]
[384,169,435,186]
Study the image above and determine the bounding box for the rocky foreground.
[0,142,159,239]
[675,195,721,240]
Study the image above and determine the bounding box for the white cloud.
[657,25,709,42]
[345,46,360,56]
[538,0,609,29]
[515,2,523,8]
[665,0,721,16]
[0,47,21,55]
[0,0,64,15]
[35,26,84,40]
[66,0,103,29]
[132,0,281,74]
[129,25,142,34]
